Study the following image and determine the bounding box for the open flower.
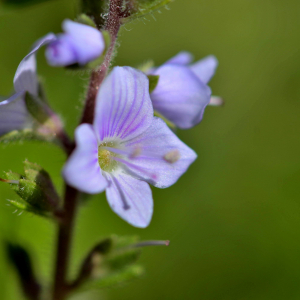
[0,34,56,136]
[45,20,105,67]
[63,67,197,228]
[149,51,219,129]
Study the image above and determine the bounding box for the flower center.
[98,141,119,173]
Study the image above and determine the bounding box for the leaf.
[6,243,41,300]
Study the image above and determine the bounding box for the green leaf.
[122,0,174,23]
[147,75,159,93]
[154,111,176,129]
[6,243,41,299]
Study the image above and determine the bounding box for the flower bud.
[45,20,105,67]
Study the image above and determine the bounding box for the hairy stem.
[80,0,123,124]
[52,1,125,299]
[52,185,78,300]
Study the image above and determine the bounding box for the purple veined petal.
[121,117,197,189]
[104,172,153,228]
[62,19,105,65]
[165,51,194,66]
[151,64,211,129]
[45,34,78,67]
[14,33,56,96]
[94,66,153,142]
[0,92,32,136]
[190,55,218,84]
[63,124,108,194]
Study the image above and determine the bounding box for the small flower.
[63,67,197,228]
[0,34,56,136]
[149,51,219,129]
[45,20,105,67]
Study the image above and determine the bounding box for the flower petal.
[0,92,32,136]
[165,51,194,65]
[121,117,197,188]
[14,33,56,96]
[63,19,105,65]
[151,64,211,129]
[190,55,218,84]
[104,172,153,228]
[63,124,107,194]
[45,35,77,67]
[94,66,153,142]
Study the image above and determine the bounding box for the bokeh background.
[0,0,300,299]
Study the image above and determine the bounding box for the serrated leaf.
[147,75,159,93]
[122,0,173,23]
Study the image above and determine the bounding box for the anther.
[133,240,170,248]
[164,150,180,163]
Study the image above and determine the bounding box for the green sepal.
[3,161,60,217]
[0,129,57,145]
[154,111,176,129]
[25,92,49,125]
[121,0,174,23]
[76,14,97,28]
[80,0,107,27]
[147,75,159,93]
[137,60,154,73]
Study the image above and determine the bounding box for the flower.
[45,20,105,67]
[0,34,56,136]
[149,51,219,129]
[63,67,197,228]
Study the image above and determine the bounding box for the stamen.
[133,240,170,248]
[0,178,19,184]
[209,96,224,106]
[164,150,180,163]
[112,157,158,181]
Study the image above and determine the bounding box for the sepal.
[0,129,58,145]
[147,75,159,93]
[3,161,60,217]
[121,0,174,23]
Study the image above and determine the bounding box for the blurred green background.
[1,0,300,299]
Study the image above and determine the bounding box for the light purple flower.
[0,34,56,136]
[45,20,105,67]
[149,51,219,129]
[63,67,197,228]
